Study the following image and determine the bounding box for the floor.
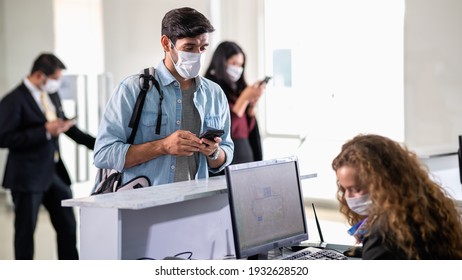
[0,187,87,260]
[0,189,354,260]
[0,190,58,260]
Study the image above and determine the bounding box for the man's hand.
[161,130,205,156]
[198,136,222,157]
[45,119,75,137]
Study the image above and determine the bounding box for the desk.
[62,174,348,260]
[62,176,234,260]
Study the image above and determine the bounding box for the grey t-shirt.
[174,83,201,182]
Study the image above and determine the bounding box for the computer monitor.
[458,135,462,184]
[225,156,308,259]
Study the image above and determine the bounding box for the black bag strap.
[127,67,162,143]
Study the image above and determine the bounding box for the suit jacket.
[0,82,95,192]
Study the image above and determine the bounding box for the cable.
[173,251,193,259]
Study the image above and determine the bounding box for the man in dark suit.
[0,53,95,260]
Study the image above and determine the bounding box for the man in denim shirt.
[94,7,234,186]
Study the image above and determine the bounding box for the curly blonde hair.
[332,134,462,259]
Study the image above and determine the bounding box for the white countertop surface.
[61,175,228,210]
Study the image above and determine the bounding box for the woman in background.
[205,41,266,167]
[332,134,462,259]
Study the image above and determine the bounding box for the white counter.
[62,176,234,260]
[62,175,229,209]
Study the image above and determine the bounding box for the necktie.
[40,91,60,162]
[40,91,57,121]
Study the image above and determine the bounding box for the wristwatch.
[208,148,221,161]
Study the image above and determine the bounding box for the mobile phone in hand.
[199,129,224,141]
[259,76,272,86]
[68,116,77,125]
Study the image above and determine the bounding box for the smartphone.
[68,116,77,124]
[199,129,224,141]
[259,76,272,86]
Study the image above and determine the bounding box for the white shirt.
[24,77,56,139]
[23,77,57,115]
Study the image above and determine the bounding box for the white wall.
[0,0,55,93]
[421,155,462,201]
[215,0,263,83]
[0,1,6,186]
[0,0,6,95]
[101,0,262,88]
[405,0,462,155]
[0,0,262,94]
[101,0,204,85]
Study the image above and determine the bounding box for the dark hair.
[161,7,215,45]
[30,53,66,76]
[204,41,247,101]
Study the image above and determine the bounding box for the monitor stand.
[247,252,269,260]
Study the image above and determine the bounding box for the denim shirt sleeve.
[93,75,139,172]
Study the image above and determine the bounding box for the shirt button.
[177,99,182,103]
[174,82,179,87]
[176,120,181,125]
[171,165,175,170]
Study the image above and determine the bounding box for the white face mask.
[226,64,243,82]
[169,41,204,79]
[345,194,371,216]
[42,78,61,93]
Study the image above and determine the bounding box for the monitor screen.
[225,156,308,259]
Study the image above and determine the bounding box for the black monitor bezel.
[458,135,462,184]
[225,156,309,259]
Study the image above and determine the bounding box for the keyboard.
[278,247,348,260]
